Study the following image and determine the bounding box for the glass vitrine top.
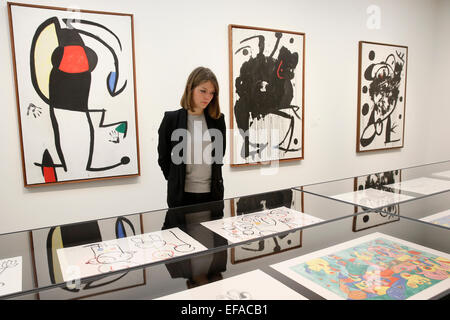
[0,160,449,299]
[297,160,450,211]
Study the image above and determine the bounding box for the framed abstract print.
[229,25,305,166]
[353,170,401,231]
[271,233,450,300]
[8,3,140,186]
[357,41,408,152]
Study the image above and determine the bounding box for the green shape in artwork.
[115,123,126,134]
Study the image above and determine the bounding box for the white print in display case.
[420,210,450,228]
[57,228,207,282]
[432,170,450,180]
[331,188,415,209]
[0,256,22,297]
[156,269,307,300]
[201,206,323,244]
[271,233,450,300]
[386,177,450,195]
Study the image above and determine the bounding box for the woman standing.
[157,66,226,208]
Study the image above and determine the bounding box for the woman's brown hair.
[180,67,221,119]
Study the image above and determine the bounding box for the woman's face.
[191,80,215,111]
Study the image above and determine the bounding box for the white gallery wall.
[0,0,449,234]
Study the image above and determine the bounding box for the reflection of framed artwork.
[353,170,401,232]
[356,41,408,152]
[229,25,305,166]
[31,215,146,300]
[231,189,304,264]
[8,3,140,186]
[271,233,450,300]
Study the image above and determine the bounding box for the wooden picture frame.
[229,25,305,166]
[230,189,304,264]
[356,41,408,152]
[352,170,401,232]
[8,2,140,187]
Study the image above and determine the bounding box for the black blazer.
[157,107,226,208]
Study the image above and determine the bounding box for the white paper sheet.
[420,210,450,228]
[0,256,22,297]
[386,177,450,195]
[331,188,415,209]
[156,269,307,300]
[57,228,207,282]
[201,207,323,243]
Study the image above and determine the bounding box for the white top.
[184,113,212,193]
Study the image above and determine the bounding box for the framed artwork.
[353,170,401,232]
[356,41,408,152]
[229,25,305,166]
[230,189,304,264]
[271,233,450,300]
[31,215,146,300]
[0,256,22,297]
[8,2,140,186]
[156,269,307,300]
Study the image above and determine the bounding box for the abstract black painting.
[229,25,305,165]
[357,41,408,152]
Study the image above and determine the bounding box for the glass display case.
[1,161,449,300]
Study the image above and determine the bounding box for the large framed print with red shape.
[8,2,140,186]
[356,41,408,152]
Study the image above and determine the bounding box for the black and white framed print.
[357,41,408,152]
